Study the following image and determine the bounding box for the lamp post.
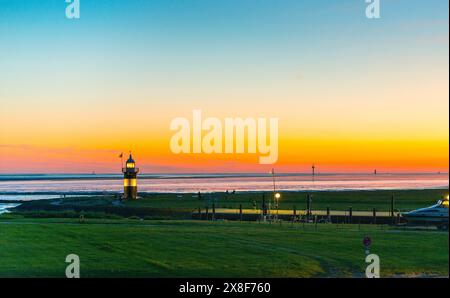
[275,192,281,218]
[271,169,276,219]
[270,169,282,221]
[269,168,275,214]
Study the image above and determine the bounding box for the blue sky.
[0,0,448,173]
[1,0,448,102]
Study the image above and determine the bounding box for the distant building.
[122,154,139,199]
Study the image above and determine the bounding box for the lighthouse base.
[123,186,138,200]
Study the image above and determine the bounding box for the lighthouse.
[122,153,139,199]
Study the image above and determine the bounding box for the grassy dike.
[0,219,448,278]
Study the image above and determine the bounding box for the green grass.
[13,189,449,218]
[121,189,449,212]
[0,219,448,277]
[4,189,447,277]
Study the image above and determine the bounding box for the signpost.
[363,236,372,256]
[363,236,380,278]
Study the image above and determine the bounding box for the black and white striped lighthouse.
[122,154,139,199]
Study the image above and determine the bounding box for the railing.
[122,167,139,173]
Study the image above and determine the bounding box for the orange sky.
[0,1,448,173]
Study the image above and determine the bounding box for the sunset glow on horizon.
[0,0,448,174]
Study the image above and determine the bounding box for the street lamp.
[275,192,281,217]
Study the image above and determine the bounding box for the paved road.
[197,208,397,217]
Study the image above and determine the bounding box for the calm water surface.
[0,173,447,201]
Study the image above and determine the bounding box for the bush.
[0,213,21,220]
[128,215,141,220]
[143,215,172,220]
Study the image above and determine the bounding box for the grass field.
[3,189,447,278]
[0,218,448,278]
[12,189,449,220]
[123,189,450,211]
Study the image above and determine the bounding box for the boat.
[402,195,449,230]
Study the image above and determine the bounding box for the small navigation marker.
[312,164,316,176]
[374,169,377,175]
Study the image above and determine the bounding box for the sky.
[0,0,448,173]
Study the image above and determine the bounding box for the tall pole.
[262,194,267,216]
[271,168,276,194]
[271,168,278,219]
[391,194,394,217]
[306,194,310,221]
[118,152,124,169]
